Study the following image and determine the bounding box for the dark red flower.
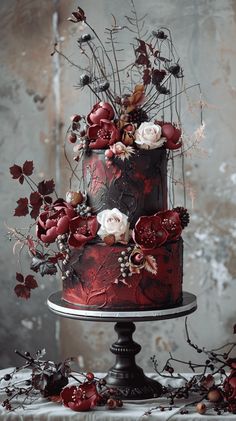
[161,122,182,150]
[87,120,121,149]
[68,216,98,248]
[133,215,168,250]
[36,199,76,243]
[61,382,100,412]
[156,209,182,241]
[87,102,114,125]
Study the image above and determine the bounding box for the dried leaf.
[144,255,158,275]
[22,160,34,176]
[142,68,151,85]
[10,164,23,179]
[38,179,55,196]
[16,272,24,283]
[25,275,38,290]
[14,198,29,217]
[14,284,31,299]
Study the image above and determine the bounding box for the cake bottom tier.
[62,240,183,311]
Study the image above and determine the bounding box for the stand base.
[104,322,162,400]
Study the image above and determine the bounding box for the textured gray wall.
[0,0,236,374]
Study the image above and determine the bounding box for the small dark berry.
[3,374,11,381]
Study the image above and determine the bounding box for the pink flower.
[87,102,115,125]
[110,142,135,161]
[61,382,100,412]
[156,209,182,241]
[68,215,98,248]
[133,215,168,250]
[87,120,121,149]
[36,200,76,243]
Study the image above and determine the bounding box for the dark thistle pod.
[167,63,183,78]
[80,74,91,86]
[78,33,92,44]
[152,30,168,39]
[96,81,110,92]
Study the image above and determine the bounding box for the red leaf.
[136,54,149,66]
[14,198,29,217]
[10,164,22,179]
[14,284,31,299]
[23,160,34,176]
[38,179,55,196]
[44,196,53,204]
[19,175,25,184]
[30,191,42,206]
[30,206,41,220]
[135,39,147,54]
[25,275,38,289]
[142,69,151,85]
[16,272,24,283]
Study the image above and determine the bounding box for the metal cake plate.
[47,291,197,322]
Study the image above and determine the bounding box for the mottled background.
[0,0,236,374]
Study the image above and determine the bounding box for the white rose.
[97,208,130,243]
[135,121,166,149]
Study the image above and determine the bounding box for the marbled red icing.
[62,240,183,310]
[82,149,167,228]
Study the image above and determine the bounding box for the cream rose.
[97,208,130,243]
[135,121,165,149]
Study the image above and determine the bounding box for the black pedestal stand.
[47,291,197,400]
[104,321,162,399]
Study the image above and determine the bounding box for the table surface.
[0,368,235,420]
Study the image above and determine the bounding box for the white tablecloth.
[0,368,235,420]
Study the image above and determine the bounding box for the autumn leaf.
[10,161,34,184]
[29,191,43,220]
[14,284,31,299]
[10,164,22,179]
[14,273,38,299]
[14,198,29,217]
[24,275,38,289]
[144,255,158,275]
[16,272,24,283]
[22,160,34,176]
[38,179,55,196]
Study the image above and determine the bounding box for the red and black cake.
[34,13,191,311]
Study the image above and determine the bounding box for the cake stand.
[47,291,197,400]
